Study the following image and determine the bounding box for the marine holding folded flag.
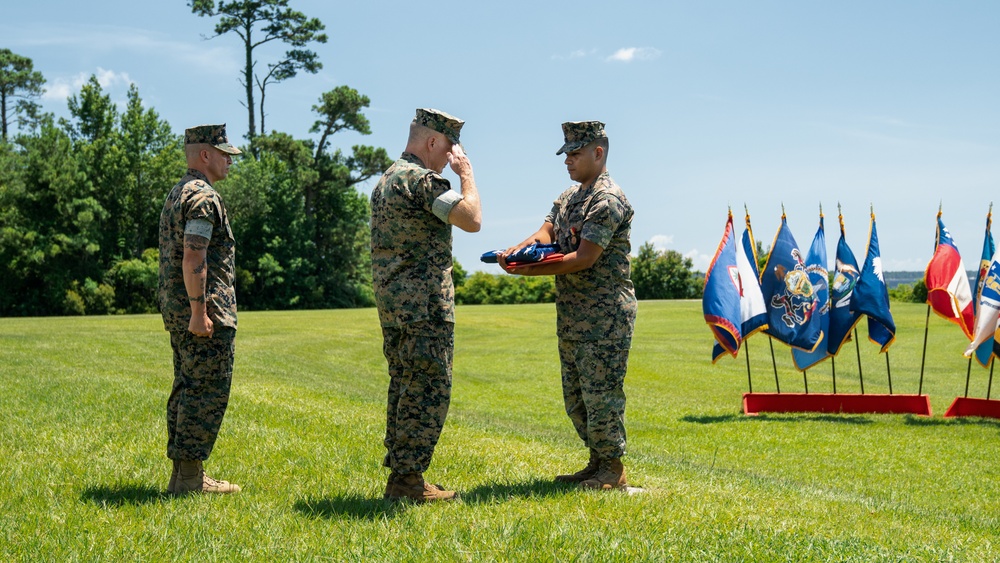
[498,121,636,491]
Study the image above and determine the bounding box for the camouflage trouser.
[558,338,630,460]
[381,321,454,475]
[166,328,236,461]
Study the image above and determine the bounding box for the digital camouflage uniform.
[370,110,464,475]
[549,122,636,460]
[158,130,238,462]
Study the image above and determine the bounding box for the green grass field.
[2,301,999,561]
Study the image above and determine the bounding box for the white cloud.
[42,83,72,102]
[95,67,134,89]
[648,234,673,251]
[42,67,134,102]
[551,48,597,61]
[606,47,662,63]
[685,248,714,272]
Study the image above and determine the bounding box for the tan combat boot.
[580,458,627,490]
[385,473,457,503]
[383,472,400,499]
[172,460,241,495]
[167,460,180,494]
[555,450,601,483]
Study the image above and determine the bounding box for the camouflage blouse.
[158,169,237,332]
[545,171,637,341]
[370,153,458,328]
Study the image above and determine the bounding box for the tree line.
[0,74,394,315]
[0,2,703,317]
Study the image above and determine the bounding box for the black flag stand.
[831,356,838,393]
[769,337,780,393]
[803,369,809,394]
[886,351,893,395]
[989,359,995,400]
[964,357,973,398]
[918,305,931,396]
[854,327,865,394]
[745,339,753,394]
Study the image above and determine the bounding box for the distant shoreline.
[884,270,980,289]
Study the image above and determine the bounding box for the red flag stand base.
[943,397,1000,419]
[742,393,932,416]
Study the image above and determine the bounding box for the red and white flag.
[925,211,975,340]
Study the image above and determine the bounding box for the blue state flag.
[850,211,896,352]
[827,212,863,356]
[760,214,823,352]
[792,212,831,370]
[703,212,742,361]
[712,209,769,360]
[972,209,995,367]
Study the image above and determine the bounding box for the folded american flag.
[481,243,561,264]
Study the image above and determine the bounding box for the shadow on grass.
[459,478,574,505]
[681,413,874,425]
[294,479,573,519]
[80,483,165,507]
[294,495,404,521]
[903,414,1000,428]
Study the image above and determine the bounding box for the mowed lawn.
[1,300,999,561]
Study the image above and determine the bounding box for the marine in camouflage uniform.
[499,121,636,490]
[158,123,242,495]
[371,108,482,502]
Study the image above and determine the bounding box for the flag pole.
[918,305,931,395]
[831,356,837,393]
[988,358,995,400]
[745,339,753,394]
[803,369,808,394]
[769,336,780,393]
[885,351,892,394]
[919,203,944,397]
[964,357,972,398]
[854,327,865,394]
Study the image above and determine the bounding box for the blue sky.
[5,1,1000,274]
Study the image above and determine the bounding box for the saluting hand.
[447,144,473,177]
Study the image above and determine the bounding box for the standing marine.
[158,123,242,495]
[370,108,483,502]
[499,120,636,490]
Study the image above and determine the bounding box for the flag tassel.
[854,327,865,394]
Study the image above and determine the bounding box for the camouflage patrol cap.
[413,108,464,144]
[184,123,242,155]
[556,121,607,155]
